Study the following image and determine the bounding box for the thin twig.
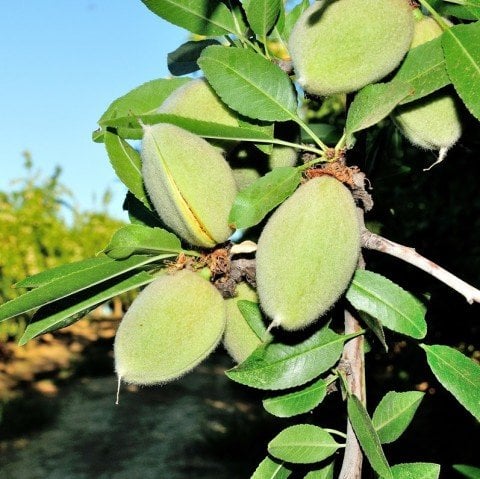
[361,229,480,304]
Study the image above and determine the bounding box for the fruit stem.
[417,0,451,31]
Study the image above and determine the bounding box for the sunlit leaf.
[385,462,441,479]
[199,45,298,122]
[268,425,340,464]
[140,0,238,35]
[226,325,361,390]
[442,22,480,120]
[245,0,282,38]
[251,456,292,479]
[372,391,424,444]
[263,378,327,418]
[346,270,427,339]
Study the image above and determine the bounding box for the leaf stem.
[294,116,330,152]
[324,428,348,440]
[361,229,480,304]
[417,0,451,31]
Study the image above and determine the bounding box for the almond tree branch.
[361,228,480,304]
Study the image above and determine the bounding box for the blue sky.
[1,2,187,219]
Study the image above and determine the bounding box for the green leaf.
[228,167,301,229]
[442,22,480,120]
[304,461,335,479]
[103,225,184,259]
[245,0,281,38]
[346,81,413,140]
[167,39,220,76]
[393,37,450,104]
[101,112,273,143]
[372,391,424,444]
[268,425,340,464]
[123,191,163,228]
[359,312,388,352]
[346,270,427,339]
[263,378,327,418]
[19,271,155,345]
[280,0,310,41]
[386,462,441,479]
[97,78,190,140]
[441,3,480,20]
[198,45,298,122]
[226,325,361,390]
[251,456,292,479]
[0,255,163,323]
[420,344,480,421]
[15,257,107,289]
[453,464,480,479]
[104,131,150,209]
[140,0,238,35]
[347,395,392,479]
[237,300,271,341]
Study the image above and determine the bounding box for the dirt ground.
[0,320,274,479]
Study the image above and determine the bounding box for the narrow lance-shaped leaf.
[453,464,480,479]
[268,424,340,464]
[386,462,441,479]
[0,254,164,323]
[167,39,220,76]
[101,113,274,143]
[198,45,298,122]
[245,0,282,39]
[104,131,151,209]
[251,456,292,479]
[345,81,413,141]
[442,22,480,120]
[348,395,393,479]
[103,224,184,259]
[226,324,362,390]
[372,391,424,444]
[304,461,335,479]
[262,377,328,418]
[346,270,427,339]
[420,344,480,421]
[228,167,302,230]
[280,0,310,41]
[393,37,450,104]
[19,271,156,345]
[140,0,238,36]
[441,3,480,21]
[237,300,271,341]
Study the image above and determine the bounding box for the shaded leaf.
[441,3,480,20]
[140,0,238,35]
[104,131,150,208]
[245,0,281,38]
[348,395,392,479]
[228,167,301,229]
[268,425,340,464]
[359,311,388,352]
[123,191,163,228]
[104,224,183,259]
[372,391,424,444]
[0,255,162,323]
[263,378,327,418]
[167,39,220,76]
[251,456,292,479]
[226,325,361,390]
[19,272,155,345]
[237,300,271,341]
[199,45,298,122]
[394,37,450,104]
[421,344,480,421]
[453,464,480,479]
[386,462,441,479]
[442,22,480,120]
[346,270,427,339]
[346,81,413,141]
